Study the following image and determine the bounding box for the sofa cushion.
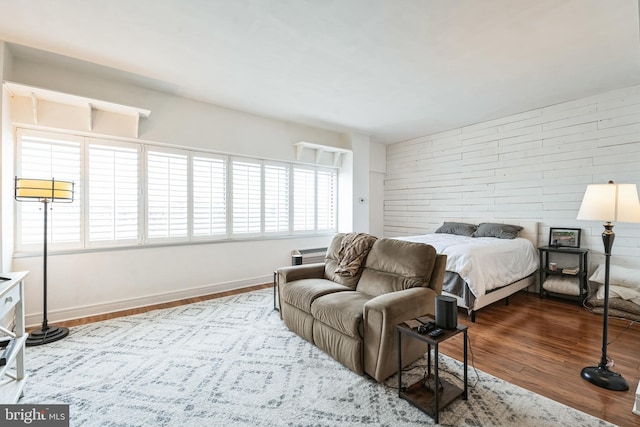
[313,321,364,375]
[357,239,437,297]
[311,291,373,339]
[281,278,351,313]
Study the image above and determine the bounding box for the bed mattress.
[395,233,539,300]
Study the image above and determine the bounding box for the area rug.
[22,289,612,426]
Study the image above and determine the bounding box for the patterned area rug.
[22,289,612,426]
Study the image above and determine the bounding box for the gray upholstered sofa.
[277,233,446,382]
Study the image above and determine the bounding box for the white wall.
[10,57,347,160]
[385,85,640,271]
[369,142,386,237]
[2,47,357,326]
[350,132,370,233]
[0,42,12,273]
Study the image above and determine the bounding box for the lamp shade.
[15,178,75,203]
[577,182,640,223]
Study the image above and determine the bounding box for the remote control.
[429,328,443,337]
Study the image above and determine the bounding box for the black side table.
[397,317,468,424]
[538,246,589,302]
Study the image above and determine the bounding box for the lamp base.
[26,326,69,347]
[581,365,629,391]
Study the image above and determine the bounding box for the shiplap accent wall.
[385,85,640,269]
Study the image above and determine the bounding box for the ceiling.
[1,0,639,144]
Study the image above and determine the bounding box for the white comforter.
[395,234,539,298]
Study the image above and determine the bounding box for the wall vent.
[291,247,327,265]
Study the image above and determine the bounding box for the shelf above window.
[294,141,351,167]
[4,81,151,137]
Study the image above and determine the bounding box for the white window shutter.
[232,159,262,235]
[147,149,188,240]
[264,163,289,233]
[293,167,316,231]
[16,131,82,250]
[316,169,337,231]
[193,155,227,237]
[88,141,139,245]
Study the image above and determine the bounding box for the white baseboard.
[26,274,272,328]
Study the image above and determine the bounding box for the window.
[231,159,261,235]
[88,141,139,245]
[192,154,227,238]
[316,169,337,231]
[293,168,315,231]
[14,128,338,252]
[146,149,189,241]
[264,163,289,233]
[16,130,82,250]
[293,166,336,233]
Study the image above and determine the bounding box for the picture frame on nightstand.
[549,227,581,248]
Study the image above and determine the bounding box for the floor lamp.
[576,180,640,391]
[15,177,75,346]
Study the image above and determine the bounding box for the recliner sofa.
[277,233,446,382]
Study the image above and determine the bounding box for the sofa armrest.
[362,287,438,382]
[364,286,437,329]
[428,253,447,294]
[277,262,325,284]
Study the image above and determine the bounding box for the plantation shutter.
[316,169,337,231]
[88,141,139,245]
[264,163,289,233]
[147,148,188,240]
[192,154,227,238]
[293,167,315,231]
[232,159,261,235]
[16,130,82,250]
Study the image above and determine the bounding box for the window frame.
[191,152,229,241]
[15,128,85,252]
[230,157,263,238]
[263,160,291,236]
[85,137,142,249]
[14,127,339,254]
[145,146,190,244]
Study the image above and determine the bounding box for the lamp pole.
[42,199,49,332]
[580,221,628,391]
[25,198,69,346]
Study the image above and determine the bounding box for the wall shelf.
[294,141,350,167]
[4,81,151,136]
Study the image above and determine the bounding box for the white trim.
[25,275,271,327]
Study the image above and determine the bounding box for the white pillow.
[543,276,581,296]
[589,264,640,291]
[596,284,640,305]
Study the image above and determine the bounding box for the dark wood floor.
[54,286,639,426]
[439,291,640,427]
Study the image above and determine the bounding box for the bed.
[395,220,539,321]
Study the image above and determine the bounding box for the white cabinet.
[0,271,28,403]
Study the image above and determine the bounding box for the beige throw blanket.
[335,232,377,277]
